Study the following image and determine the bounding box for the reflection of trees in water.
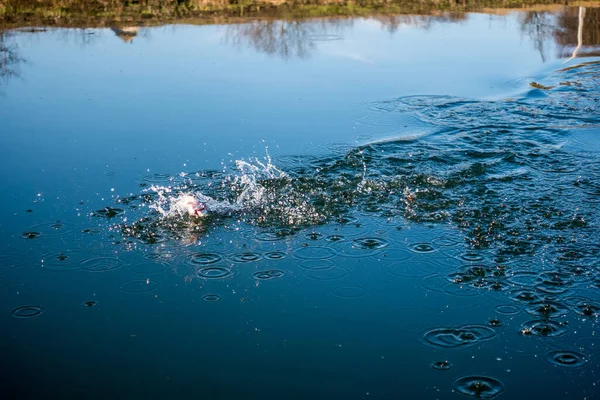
[0,31,24,82]
[520,11,555,62]
[223,18,352,59]
[520,7,600,61]
[555,7,600,57]
[374,12,467,33]
[225,8,600,61]
[224,14,469,58]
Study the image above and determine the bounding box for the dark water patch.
[293,246,336,260]
[525,300,569,318]
[40,250,87,271]
[297,259,336,271]
[520,320,567,337]
[488,318,503,328]
[186,252,223,266]
[421,325,496,349]
[431,360,452,370]
[453,376,505,399]
[495,305,520,315]
[564,297,600,317]
[21,231,42,239]
[545,350,589,368]
[81,228,102,235]
[11,305,44,319]
[252,269,286,280]
[446,264,490,282]
[535,271,574,294]
[81,257,124,273]
[118,213,210,245]
[119,279,161,294]
[574,302,600,318]
[202,294,221,302]
[129,261,169,274]
[264,251,287,260]
[445,263,510,291]
[301,266,349,281]
[539,270,575,284]
[92,207,124,219]
[230,252,262,263]
[83,301,98,308]
[486,280,511,292]
[330,286,368,299]
[558,263,594,281]
[196,266,233,280]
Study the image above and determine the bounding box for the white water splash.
[231,153,287,206]
[146,153,288,220]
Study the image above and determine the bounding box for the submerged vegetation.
[0,0,597,27]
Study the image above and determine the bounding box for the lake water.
[1,6,600,399]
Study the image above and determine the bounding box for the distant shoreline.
[1,0,599,28]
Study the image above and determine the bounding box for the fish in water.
[179,194,207,217]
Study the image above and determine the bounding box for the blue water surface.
[1,7,599,399]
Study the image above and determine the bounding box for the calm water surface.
[1,7,600,399]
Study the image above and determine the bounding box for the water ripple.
[119,279,161,294]
[520,320,567,337]
[453,376,505,399]
[545,350,589,368]
[11,305,44,319]
[421,325,496,349]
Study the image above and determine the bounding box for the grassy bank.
[1,0,597,28]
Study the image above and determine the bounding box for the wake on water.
[99,59,599,260]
